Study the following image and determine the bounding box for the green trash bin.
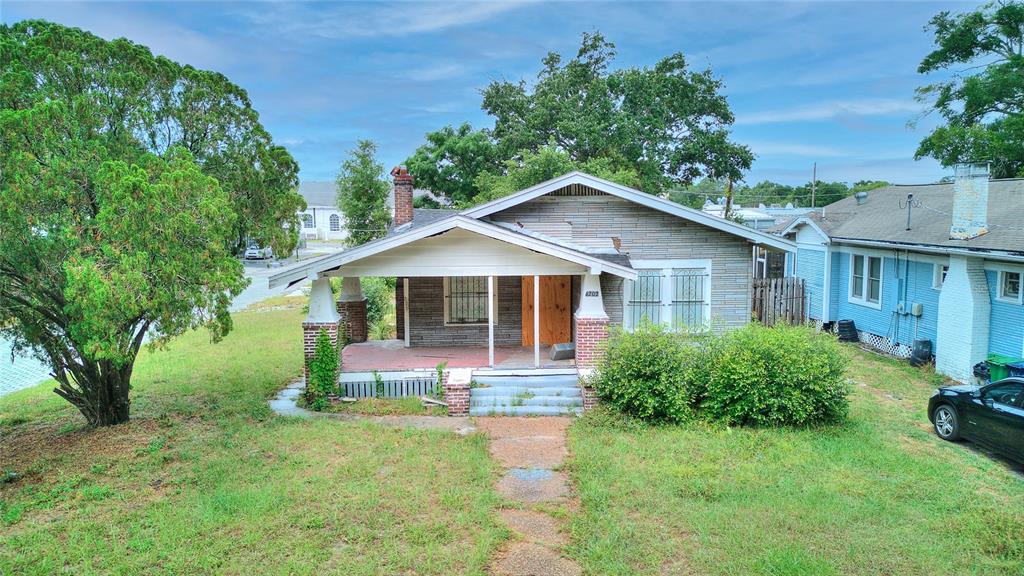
[986,354,1022,382]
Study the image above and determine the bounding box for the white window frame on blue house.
[996,269,1023,304]
[848,251,883,310]
[623,259,712,333]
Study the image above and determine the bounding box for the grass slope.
[0,306,505,575]
[568,348,1024,575]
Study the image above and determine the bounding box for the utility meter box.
[911,302,923,317]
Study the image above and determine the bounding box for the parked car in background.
[929,378,1024,463]
[244,244,273,260]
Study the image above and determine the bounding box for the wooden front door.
[521,275,572,346]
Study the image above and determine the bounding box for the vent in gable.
[549,183,609,196]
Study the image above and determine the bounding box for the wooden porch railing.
[752,277,807,326]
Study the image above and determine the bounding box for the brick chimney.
[391,166,413,227]
[950,163,990,240]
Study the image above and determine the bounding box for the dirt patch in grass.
[0,418,162,475]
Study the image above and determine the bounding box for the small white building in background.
[297,180,451,242]
[702,198,816,230]
[297,181,347,241]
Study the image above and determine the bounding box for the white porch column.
[307,276,341,324]
[575,273,609,370]
[487,276,495,367]
[576,273,608,319]
[336,276,367,344]
[534,275,541,368]
[403,278,410,348]
[338,276,363,302]
[303,276,341,381]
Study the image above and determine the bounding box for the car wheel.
[933,404,960,441]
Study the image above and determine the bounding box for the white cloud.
[736,99,923,126]
[3,1,232,69]
[405,62,469,82]
[747,141,845,158]
[240,1,538,40]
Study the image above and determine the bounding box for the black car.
[928,377,1024,463]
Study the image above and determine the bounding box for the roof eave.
[268,214,637,288]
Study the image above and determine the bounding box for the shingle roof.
[298,181,336,208]
[811,179,1024,255]
[386,208,458,236]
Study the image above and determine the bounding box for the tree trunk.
[53,358,133,427]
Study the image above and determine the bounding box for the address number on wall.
[585,291,599,297]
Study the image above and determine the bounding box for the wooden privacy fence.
[752,277,807,326]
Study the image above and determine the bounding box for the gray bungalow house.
[270,169,795,415]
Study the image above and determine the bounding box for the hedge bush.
[591,321,711,423]
[701,323,849,426]
[593,322,849,427]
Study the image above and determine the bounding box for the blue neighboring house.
[778,164,1024,382]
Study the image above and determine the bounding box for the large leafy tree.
[472,145,640,206]
[408,32,751,202]
[915,1,1024,178]
[0,21,301,426]
[404,123,500,207]
[336,140,391,246]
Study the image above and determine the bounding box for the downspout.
[819,240,827,323]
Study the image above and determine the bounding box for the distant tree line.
[667,179,891,210]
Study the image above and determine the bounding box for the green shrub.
[592,321,709,423]
[701,323,849,426]
[361,276,395,328]
[306,329,339,411]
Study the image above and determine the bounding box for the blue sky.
[3,1,971,186]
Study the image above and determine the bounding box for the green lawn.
[567,348,1024,575]
[5,311,1024,576]
[0,306,505,575]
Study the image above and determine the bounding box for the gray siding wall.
[490,195,752,329]
[407,276,523,346]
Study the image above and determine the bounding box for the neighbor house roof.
[780,179,1024,258]
[298,181,337,208]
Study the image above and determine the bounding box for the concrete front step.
[469,405,583,417]
[471,386,581,398]
[470,396,583,408]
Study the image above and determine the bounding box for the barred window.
[444,277,496,324]
[625,262,710,332]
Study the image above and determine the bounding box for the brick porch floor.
[341,340,574,372]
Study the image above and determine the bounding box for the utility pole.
[723,178,734,220]
[811,162,817,208]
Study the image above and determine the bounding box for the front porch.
[342,340,575,372]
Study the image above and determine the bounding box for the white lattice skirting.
[858,331,912,358]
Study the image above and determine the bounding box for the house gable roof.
[268,214,637,288]
[461,171,796,252]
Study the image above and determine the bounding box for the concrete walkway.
[268,380,477,435]
[476,417,581,576]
